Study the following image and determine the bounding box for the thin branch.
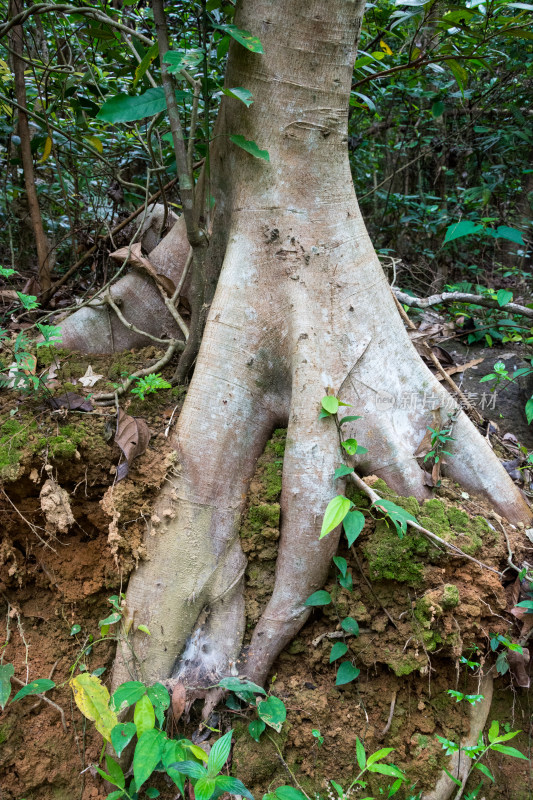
[12,675,67,732]
[393,288,533,321]
[347,472,502,576]
[104,290,180,346]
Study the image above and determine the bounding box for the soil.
[1,348,533,800]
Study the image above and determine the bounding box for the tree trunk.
[9,0,52,294]
[110,0,531,709]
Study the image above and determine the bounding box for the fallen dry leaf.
[114,408,150,481]
[171,681,187,723]
[507,647,530,689]
[48,392,93,412]
[110,243,176,297]
[78,365,104,388]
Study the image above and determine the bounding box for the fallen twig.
[12,675,67,732]
[347,472,502,576]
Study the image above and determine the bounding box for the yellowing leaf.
[70,673,118,742]
[186,743,209,762]
[380,40,393,55]
[38,136,52,164]
[86,136,103,154]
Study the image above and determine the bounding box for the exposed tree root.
[422,675,494,800]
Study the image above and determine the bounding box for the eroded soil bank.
[1,352,533,800]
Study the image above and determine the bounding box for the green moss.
[247,503,280,533]
[39,423,85,461]
[419,498,450,537]
[441,584,460,609]
[364,520,428,585]
[387,653,424,676]
[446,507,470,532]
[262,462,283,500]
[0,418,34,479]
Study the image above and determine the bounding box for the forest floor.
[1,345,533,800]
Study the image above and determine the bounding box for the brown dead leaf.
[110,242,176,297]
[435,357,484,381]
[431,345,455,366]
[506,576,521,609]
[431,460,441,485]
[114,408,150,481]
[507,648,530,688]
[48,392,93,412]
[414,428,433,459]
[171,681,187,723]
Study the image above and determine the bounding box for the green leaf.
[274,788,307,800]
[163,49,205,72]
[194,776,217,800]
[341,438,358,455]
[335,661,360,686]
[137,624,151,635]
[320,495,352,539]
[70,624,81,636]
[496,289,513,307]
[431,101,444,117]
[110,681,146,713]
[229,134,269,161]
[133,729,164,789]
[490,744,528,759]
[341,617,359,636]
[339,415,362,426]
[248,719,266,742]
[367,747,394,766]
[367,763,404,780]
[494,226,524,245]
[146,790,160,799]
[99,612,122,627]
[525,397,533,425]
[444,220,484,244]
[330,642,348,662]
[222,87,254,107]
[111,722,137,758]
[147,682,170,726]
[214,24,263,53]
[372,498,416,538]
[12,679,55,702]
[488,720,499,743]
[257,696,287,732]
[321,396,339,414]
[134,694,155,738]
[474,762,494,782]
[215,776,254,800]
[334,465,354,479]
[170,760,207,779]
[97,88,189,123]
[343,510,365,546]
[218,677,266,695]
[356,738,366,770]
[442,768,462,787]
[304,590,332,607]
[333,556,348,577]
[208,730,232,776]
[339,571,353,591]
[133,42,159,87]
[105,792,124,800]
[493,729,521,743]
[0,663,14,709]
[105,755,125,790]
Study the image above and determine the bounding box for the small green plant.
[312,729,324,747]
[436,718,527,791]
[130,373,172,401]
[424,426,454,465]
[489,634,523,676]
